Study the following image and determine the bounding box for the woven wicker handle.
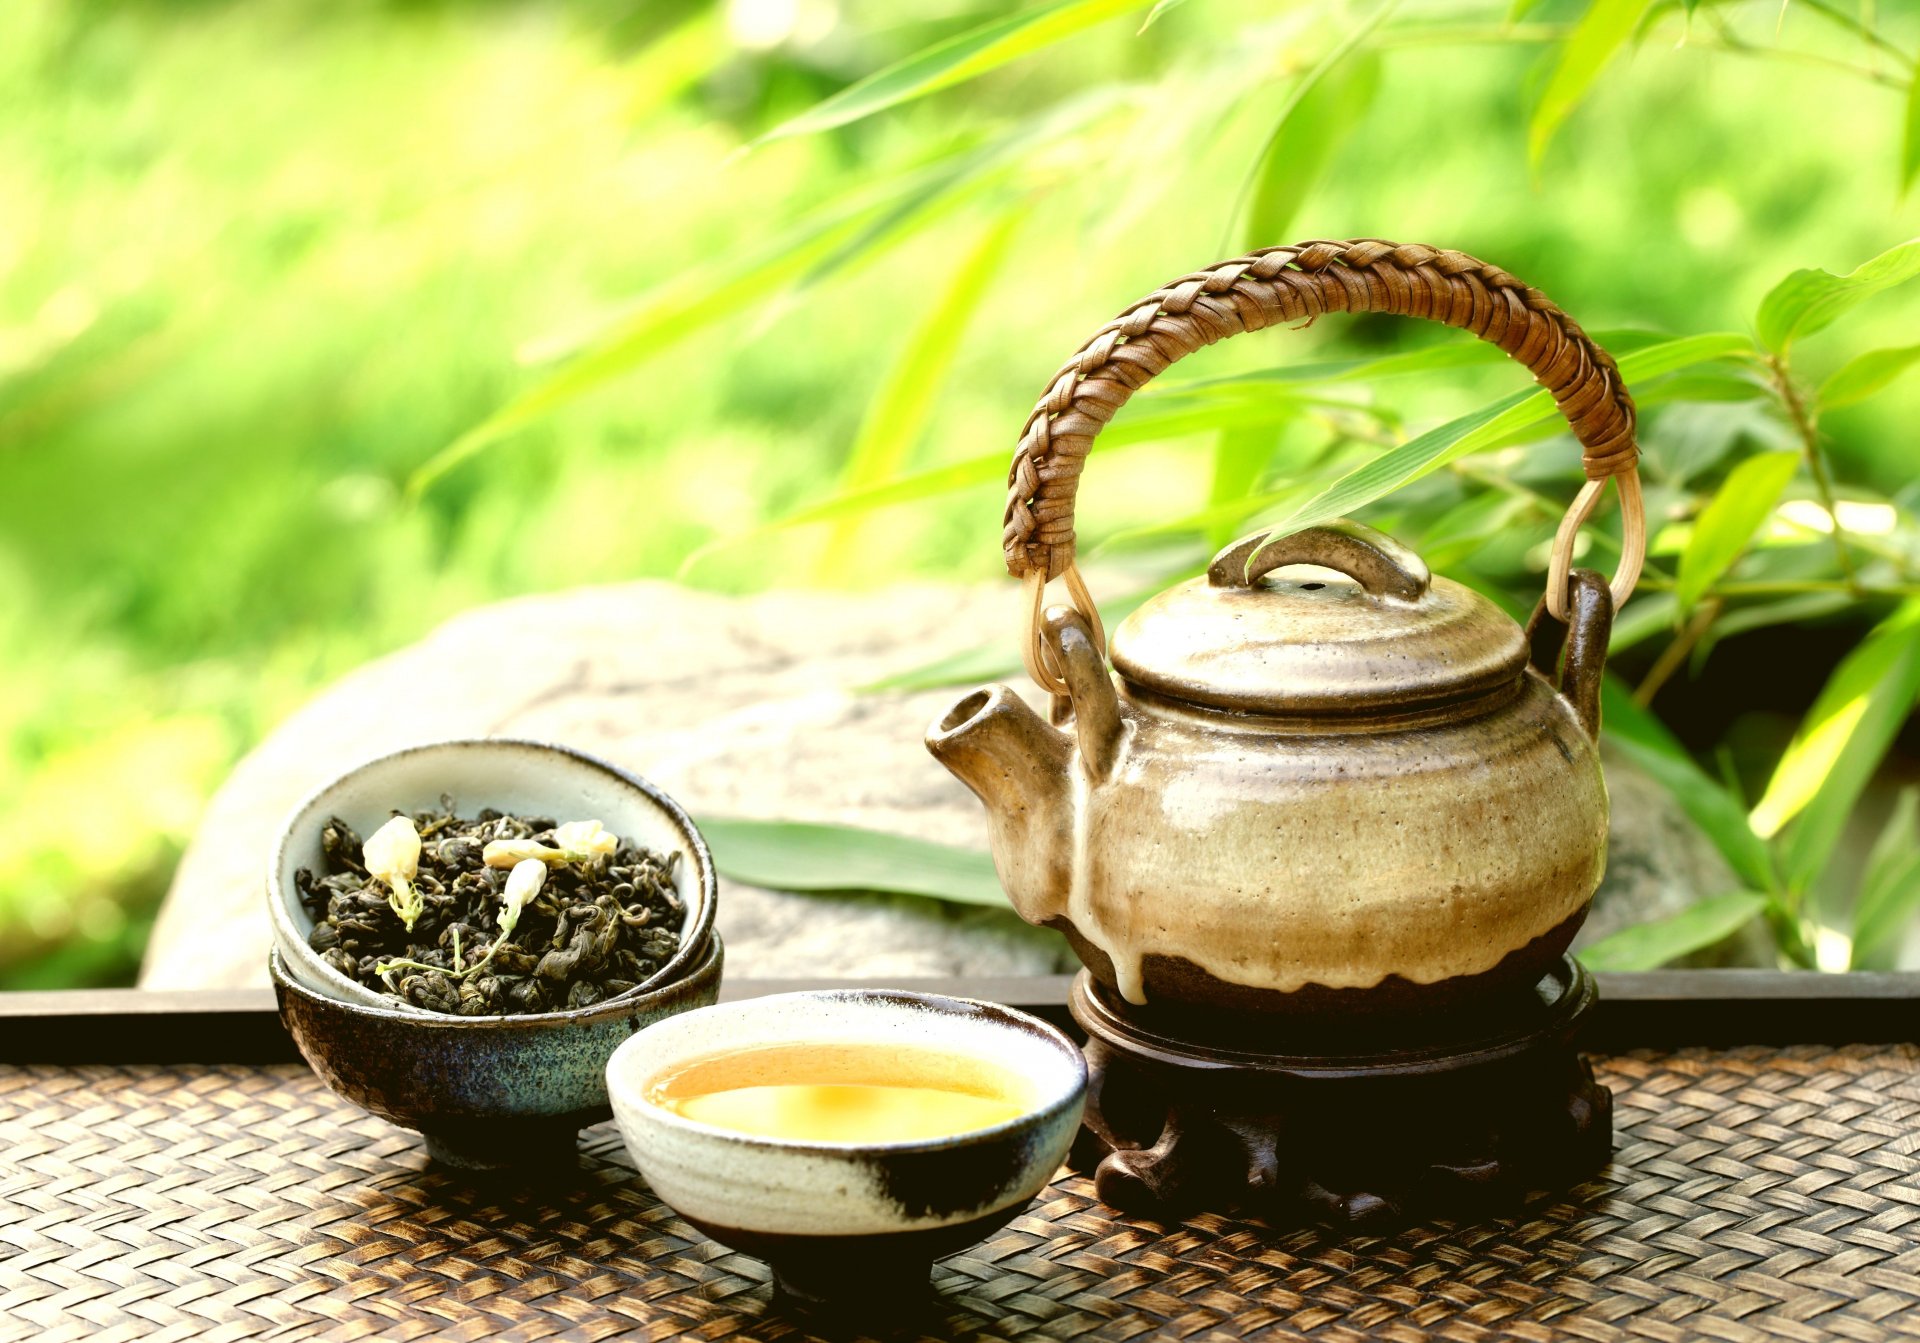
[1004,240,1645,692]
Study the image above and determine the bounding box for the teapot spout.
[926,684,1075,927]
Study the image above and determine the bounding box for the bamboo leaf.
[678,376,1295,577]
[1256,333,1751,544]
[1601,677,1778,892]
[1230,9,1389,248]
[1756,237,1920,352]
[1260,387,1540,540]
[1904,63,1920,193]
[410,196,890,493]
[816,208,1024,580]
[1158,326,1675,398]
[794,87,1127,290]
[754,0,1141,145]
[1101,387,1314,444]
[1605,590,1679,654]
[413,99,1120,493]
[1850,788,1920,969]
[859,643,1025,694]
[1205,427,1286,547]
[1694,591,1853,666]
[1648,401,1764,487]
[1609,330,1758,380]
[1417,492,1536,571]
[696,817,1008,907]
[1137,0,1188,32]
[676,451,1006,578]
[1529,0,1657,167]
[1579,890,1769,970]
[1754,599,1920,890]
[1818,342,1920,410]
[1632,369,1772,406]
[1673,450,1800,614]
[860,580,1174,692]
[1095,485,1312,553]
[1154,339,1507,396]
[1242,52,1381,248]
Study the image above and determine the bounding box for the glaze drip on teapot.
[928,522,1615,1015]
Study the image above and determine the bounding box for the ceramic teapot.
[927,240,1647,1016]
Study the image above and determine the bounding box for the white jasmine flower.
[555,819,618,862]
[482,821,621,869]
[483,838,561,868]
[499,858,547,937]
[455,857,550,983]
[364,815,421,882]
[364,815,425,931]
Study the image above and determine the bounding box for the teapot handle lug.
[1526,569,1614,741]
[1043,606,1125,780]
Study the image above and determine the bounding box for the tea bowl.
[268,737,717,1013]
[605,989,1086,1309]
[271,932,724,1169]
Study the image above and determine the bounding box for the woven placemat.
[2,1045,1917,1342]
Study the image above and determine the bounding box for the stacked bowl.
[267,739,722,1169]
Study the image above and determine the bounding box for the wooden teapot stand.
[1067,957,1611,1227]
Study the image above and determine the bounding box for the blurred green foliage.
[2,0,1917,986]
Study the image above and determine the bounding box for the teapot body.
[924,524,1623,1018]
[1045,670,1607,1013]
[940,241,1647,1021]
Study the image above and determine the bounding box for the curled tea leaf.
[304,805,682,1015]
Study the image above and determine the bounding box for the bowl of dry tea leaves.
[264,738,722,1168]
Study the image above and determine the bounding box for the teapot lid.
[1108,522,1528,716]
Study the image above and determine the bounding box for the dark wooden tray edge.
[0,971,1916,1064]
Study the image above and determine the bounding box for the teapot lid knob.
[1207,520,1430,602]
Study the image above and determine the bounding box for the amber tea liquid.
[648,1042,1033,1142]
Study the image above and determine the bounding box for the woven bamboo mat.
[2,1045,1917,1343]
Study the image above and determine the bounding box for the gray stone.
[142,580,1754,989]
[1580,742,1755,964]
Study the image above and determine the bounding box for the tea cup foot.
[421,1118,585,1171]
[768,1256,935,1317]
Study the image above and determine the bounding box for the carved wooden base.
[1068,957,1611,1227]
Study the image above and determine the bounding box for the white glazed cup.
[267,738,717,1013]
[605,989,1086,1307]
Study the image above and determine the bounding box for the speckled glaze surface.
[271,935,723,1168]
[266,738,717,1013]
[928,523,1611,1014]
[606,990,1085,1299]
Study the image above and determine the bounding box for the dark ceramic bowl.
[272,934,724,1169]
[268,738,717,1013]
[605,990,1086,1308]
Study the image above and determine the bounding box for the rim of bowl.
[267,737,718,1017]
[269,932,723,1029]
[605,988,1088,1156]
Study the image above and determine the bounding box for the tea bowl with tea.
[266,738,724,1168]
[605,989,1086,1308]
